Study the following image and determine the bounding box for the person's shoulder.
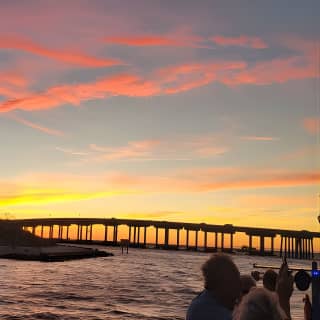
[186,290,231,320]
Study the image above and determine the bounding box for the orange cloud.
[0,74,160,113]
[2,168,319,207]
[7,113,64,136]
[237,194,317,208]
[211,35,268,49]
[103,33,204,47]
[223,56,314,86]
[0,35,121,67]
[0,72,29,97]
[104,35,184,47]
[157,61,247,94]
[0,45,315,114]
[303,117,320,135]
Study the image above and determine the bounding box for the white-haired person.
[233,260,293,320]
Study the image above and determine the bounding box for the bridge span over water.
[11,218,320,260]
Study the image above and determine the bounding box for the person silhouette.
[186,254,241,320]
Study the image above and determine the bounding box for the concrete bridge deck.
[5,218,320,260]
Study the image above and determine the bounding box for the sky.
[0,0,320,233]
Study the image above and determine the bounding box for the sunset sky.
[0,1,320,232]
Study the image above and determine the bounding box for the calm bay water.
[0,246,312,320]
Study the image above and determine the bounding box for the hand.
[276,260,294,299]
[303,294,312,320]
[276,260,294,319]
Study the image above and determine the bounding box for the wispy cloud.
[55,147,88,156]
[240,136,279,141]
[211,35,268,49]
[56,135,229,162]
[6,113,64,136]
[0,35,122,67]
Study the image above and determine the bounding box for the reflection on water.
[0,247,312,319]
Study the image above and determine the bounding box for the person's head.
[240,275,256,298]
[263,269,277,292]
[233,288,286,320]
[201,253,241,310]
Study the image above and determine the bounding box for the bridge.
[7,218,320,260]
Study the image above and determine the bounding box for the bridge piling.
[155,227,159,248]
[144,226,147,247]
[186,229,189,249]
[177,229,180,249]
[204,231,207,251]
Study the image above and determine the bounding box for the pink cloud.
[0,35,122,67]
[303,117,320,135]
[211,35,268,49]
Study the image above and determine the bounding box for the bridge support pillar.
[155,227,159,248]
[164,228,169,249]
[49,225,54,239]
[90,224,93,242]
[66,225,69,240]
[137,227,140,247]
[271,237,274,255]
[128,225,131,243]
[133,226,137,245]
[186,230,189,249]
[113,225,118,245]
[260,236,265,255]
[144,226,147,247]
[230,233,234,252]
[249,235,252,253]
[221,232,224,251]
[284,236,287,257]
[40,225,44,238]
[195,230,198,251]
[177,229,180,249]
[204,231,207,251]
[58,225,62,240]
[215,232,218,250]
[85,225,88,241]
[104,225,108,242]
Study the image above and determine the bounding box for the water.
[0,246,312,319]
